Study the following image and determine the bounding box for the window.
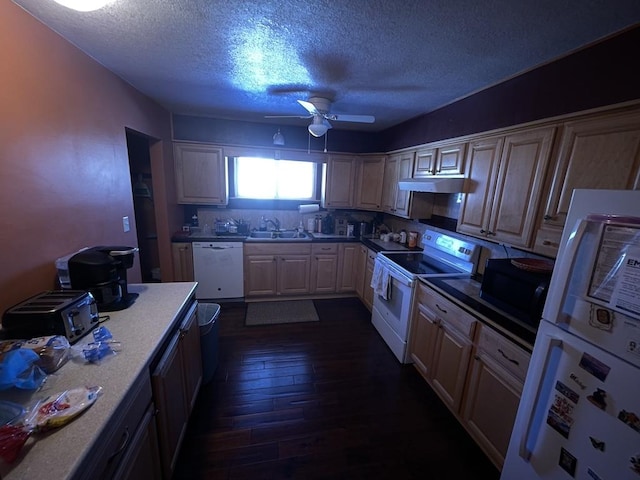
[234,157,318,200]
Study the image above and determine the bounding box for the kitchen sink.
[246,230,311,241]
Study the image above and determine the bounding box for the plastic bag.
[0,335,70,374]
[0,385,103,463]
[81,326,121,363]
[0,349,47,391]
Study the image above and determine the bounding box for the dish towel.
[371,260,391,300]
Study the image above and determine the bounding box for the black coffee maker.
[68,246,139,311]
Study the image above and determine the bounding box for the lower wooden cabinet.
[409,282,476,413]
[310,243,338,293]
[244,243,312,297]
[152,301,202,479]
[171,242,194,282]
[336,243,359,292]
[462,324,530,470]
[362,248,376,310]
[409,281,530,471]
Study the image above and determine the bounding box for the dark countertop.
[419,275,536,350]
[172,232,420,251]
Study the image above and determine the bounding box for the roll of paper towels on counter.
[298,204,320,214]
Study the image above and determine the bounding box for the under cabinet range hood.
[397,177,466,193]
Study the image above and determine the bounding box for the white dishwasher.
[192,241,244,300]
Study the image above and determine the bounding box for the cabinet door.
[152,332,188,477]
[354,244,368,299]
[336,243,358,292]
[113,404,162,480]
[543,111,640,229]
[430,321,474,414]
[174,143,228,205]
[487,127,555,247]
[310,254,338,293]
[381,154,399,213]
[414,147,437,177]
[171,243,194,282]
[463,353,524,469]
[324,155,356,208]
[179,305,202,415]
[408,302,440,379]
[393,152,415,217]
[363,249,376,311]
[244,255,277,296]
[436,142,467,175]
[278,255,311,295]
[458,137,504,237]
[355,155,385,210]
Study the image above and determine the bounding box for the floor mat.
[245,300,319,326]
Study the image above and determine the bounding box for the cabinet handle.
[487,231,495,236]
[106,427,130,464]
[435,303,447,314]
[543,214,553,220]
[498,348,520,366]
[542,240,551,246]
[480,229,486,234]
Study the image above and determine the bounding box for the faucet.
[264,217,280,231]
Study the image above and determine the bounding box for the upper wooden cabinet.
[355,155,386,210]
[414,142,467,177]
[381,151,433,219]
[541,110,640,229]
[323,154,356,209]
[174,143,228,205]
[458,127,556,248]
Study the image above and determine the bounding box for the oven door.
[371,263,415,363]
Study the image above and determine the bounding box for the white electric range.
[371,229,480,363]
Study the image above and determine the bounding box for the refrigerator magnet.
[579,352,611,382]
[588,436,605,451]
[586,388,608,410]
[547,394,575,438]
[559,447,577,477]
[555,380,580,403]
[589,305,614,331]
[618,410,640,433]
[630,453,640,475]
[569,372,587,390]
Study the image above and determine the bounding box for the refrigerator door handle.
[543,218,588,322]
[518,334,563,461]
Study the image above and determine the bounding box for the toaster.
[1,290,99,344]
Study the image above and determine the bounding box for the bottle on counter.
[399,230,407,244]
[408,231,418,248]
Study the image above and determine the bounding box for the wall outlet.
[122,216,130,232]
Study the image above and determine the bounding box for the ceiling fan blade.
[325,114,375,123]
[264,114,312,119]
[297,99,320,115]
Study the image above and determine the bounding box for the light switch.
[122,216,130,232]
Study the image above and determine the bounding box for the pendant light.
[272,129,285,146]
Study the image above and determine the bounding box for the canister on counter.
[408,231,418,248]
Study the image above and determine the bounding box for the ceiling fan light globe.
[308,123,328,137]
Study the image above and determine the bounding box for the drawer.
[533,228,561,258]
[312,243,338,254]
[77,371,153,479]
[416,282,475,339]
[477,324,531,382]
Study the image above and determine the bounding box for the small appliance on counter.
[67,246,139,311]
[1,290,99,343]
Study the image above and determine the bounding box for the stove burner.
[381,252,462,275]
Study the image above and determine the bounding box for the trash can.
[197,303,220,385]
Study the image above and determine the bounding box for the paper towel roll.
[298,204,320,214]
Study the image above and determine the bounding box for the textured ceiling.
[11,0,640,131]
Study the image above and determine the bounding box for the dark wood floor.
[172,297,500,480]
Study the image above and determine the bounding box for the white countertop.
[0,282,197,479]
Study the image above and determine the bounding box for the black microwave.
[480,258,552,328]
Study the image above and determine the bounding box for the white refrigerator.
[501,190,640,480]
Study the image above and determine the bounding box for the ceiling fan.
[265,96,375,137]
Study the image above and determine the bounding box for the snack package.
[0,385,102,463]
[0,335,71,374]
